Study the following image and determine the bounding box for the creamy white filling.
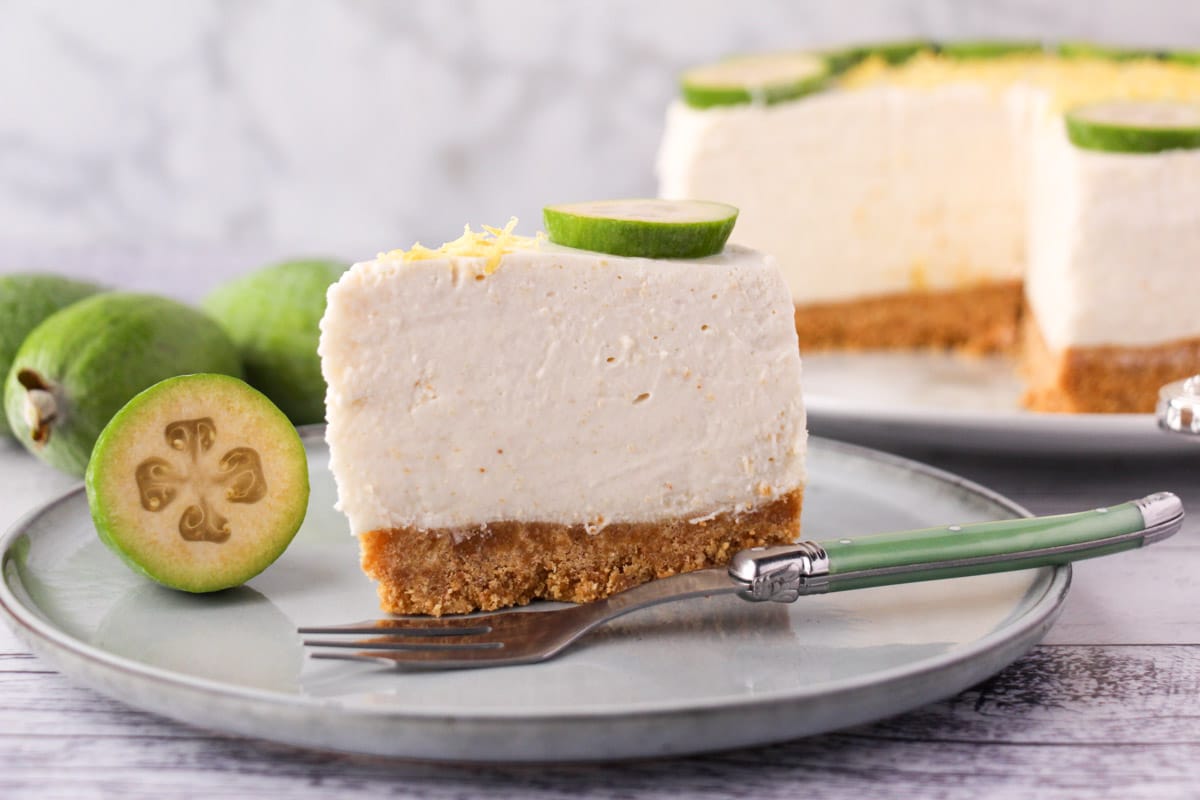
[1026,119,1200,350]
[657,85,1030,305]
[319,242,807,536]
[659,80,1200,350]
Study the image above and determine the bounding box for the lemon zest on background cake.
[839,51,1200,110]
[380,218,541,274]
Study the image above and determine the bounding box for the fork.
[301,492,1184,670]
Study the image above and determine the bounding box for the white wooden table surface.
[1,250,1198,799]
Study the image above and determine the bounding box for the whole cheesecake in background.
[319,205,807,615]
[1024,100,1200,412]
[657,42,1200,412]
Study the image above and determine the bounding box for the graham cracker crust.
[793,281,1023,354]
[1021,320,1200,413]
[359,489,803,616]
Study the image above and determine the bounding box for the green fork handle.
[728,492,1184,602]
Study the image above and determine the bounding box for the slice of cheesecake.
[319,219,807,615]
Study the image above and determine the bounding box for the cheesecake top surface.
[319,234,806,536]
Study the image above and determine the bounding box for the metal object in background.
[1158,376,1200,435]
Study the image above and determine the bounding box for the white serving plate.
[0,430,1067,763]
[804,352,1192,455]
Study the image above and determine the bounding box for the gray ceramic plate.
[804,352,1187,455]
[0,430,1067,763]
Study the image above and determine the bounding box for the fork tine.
[303,638,501,651]
[297,618,493,637]
[310,646,548,669]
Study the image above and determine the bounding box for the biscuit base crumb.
[794,281,1023,354]
[360,489,803,616]
[1021,319,1200,413]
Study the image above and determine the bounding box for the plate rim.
[806,391,1153,427]
[0,433,1070,735]
[800,351,1189,454]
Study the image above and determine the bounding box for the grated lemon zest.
[378,217,541,274]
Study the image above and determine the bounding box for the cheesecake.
[319,218,807,615]
[1024,102,1200,412]
[659,69,1027,353]
[658,44,1200,411]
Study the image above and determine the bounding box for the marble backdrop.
[2,0,1198,294]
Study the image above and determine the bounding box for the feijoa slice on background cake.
[1065,100,1200,153]
[938,40,1045,59]
[1168,50,1200,66]
[680,52,830,108]
[86,373,309,593]
[203,258,347,426]
[3,292,242,476]
[543,199,739,259]
[1057,41,1162,61]
[824,39,932,73]
[0,273,103,437]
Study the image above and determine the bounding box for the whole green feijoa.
[86,373,309,593]
[0,273,104,436]
[203,259,347,425]
[4,292,243,476]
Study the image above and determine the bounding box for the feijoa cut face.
[86,373,309,593]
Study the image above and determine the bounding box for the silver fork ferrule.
[728,541,831,603]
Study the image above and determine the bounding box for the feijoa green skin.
[0,274,103,436]
[4,292,243,476]
[203,259,346,425]
[86,373,309,593]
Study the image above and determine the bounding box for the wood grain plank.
[2,645,1200,799]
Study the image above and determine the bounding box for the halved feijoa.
[680,52,830,108]
[0,274,103,436]
[203,258,346,426]
[4,292,242,476]
[1065,100,1200,153]
[543,199,738,259]
[86,373,309,593]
